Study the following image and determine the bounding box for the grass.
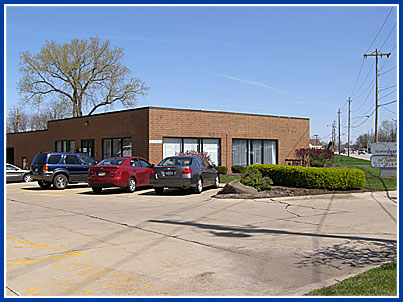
[219,175,241,183]
[331,154,397,191]
[305,262,397,296]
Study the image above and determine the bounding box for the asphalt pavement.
[6,182,397,296]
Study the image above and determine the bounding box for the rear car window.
[65,155,80,164]
[48,155,62,164]
[159,157,193,166]
[139,159,151,168]
[98,158,126,166]
[32,153,48,165]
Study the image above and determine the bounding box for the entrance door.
[7,148,14,164]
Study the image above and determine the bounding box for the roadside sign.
[370,155,397,168]
[371,142,397,156]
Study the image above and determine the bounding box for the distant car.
[150,155,219,194]
[6,164,32,182]
[30,152,96,190]
[88,157,153,194]
[358,149,366,155]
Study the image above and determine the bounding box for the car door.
[198,157,214,185]
[130,159,148,185]
[64,155,85,182]
[138,159,153,185]
[78,154,96,181]
[6,164,20,181]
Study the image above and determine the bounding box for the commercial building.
[6,106,309,169]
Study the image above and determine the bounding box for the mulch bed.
[214,185,371,199]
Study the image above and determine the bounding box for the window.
[65,155,79,165]
[232,139,277,166]
[102,138,132,158]
[138,159,151,168]
[7,165,18,171]
[55,140,75,153]
[98,158,126,166]
[79,154,96,165]
[130,159,141,167]
[163,137,221,165]
[48,155,62,164]
[81,139,94,157]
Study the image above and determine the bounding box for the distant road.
[339,153,371,161]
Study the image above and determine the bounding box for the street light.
[314,134,319,149]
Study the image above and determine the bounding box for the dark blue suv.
[30,152,96,190]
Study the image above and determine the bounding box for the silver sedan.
[6,164,32,182]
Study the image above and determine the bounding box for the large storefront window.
[102,138,132,159]
[232,139,277,166]
[163,137,221,165]
[55,140,75,153]
[81,139,95,157]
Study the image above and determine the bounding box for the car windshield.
[97,158,126,166]
[31,153,48,165]
[158,157,193,166]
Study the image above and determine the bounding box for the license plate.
[98,172,106,176]
[164,171,175,176]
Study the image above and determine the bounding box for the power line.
[380,106,397,114]
[364,7,395,53]
[379,23,397,50]
[379,85,397,91]
[379,66,396,76]
[379,89,397,101]
[379,99,397,107]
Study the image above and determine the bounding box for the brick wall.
[6,107,309,168]
[148,107,309,166]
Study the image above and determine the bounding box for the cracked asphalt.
[6,182,397,296]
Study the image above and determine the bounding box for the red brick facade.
[6,107,309,168]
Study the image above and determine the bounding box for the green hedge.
[250,164,366,190]
[215,166,228,174]
[232,165,247,173]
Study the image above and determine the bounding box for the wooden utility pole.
[338,109,341,154]
[364,49,391,142]
[348,98,351,157]
[16,107,20,132]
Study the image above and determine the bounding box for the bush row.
[249,164,366,190]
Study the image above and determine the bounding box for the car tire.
[126,178,136,193]
[23,174,32,182]
[53,174,68,190]
[193,178,203,194]
[214,174,220,188]
[154,187,164,195]
[38,180,52,189]
[92,187,102,194]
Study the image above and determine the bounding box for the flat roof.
[48,106,309,123]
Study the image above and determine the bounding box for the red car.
[88,157,153,194]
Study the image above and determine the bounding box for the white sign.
[149,140,162,144]
[371,142,397,155]
[370,155,397,168]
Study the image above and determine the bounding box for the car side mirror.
[150,164,155,168]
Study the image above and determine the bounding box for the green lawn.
[305,262,397,296]
[332,155,396,191]
[219,175,241,183]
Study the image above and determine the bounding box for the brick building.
[6,106,309,169]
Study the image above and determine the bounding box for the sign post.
[370,142,397,178]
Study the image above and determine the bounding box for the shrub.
[240,167,273,191]
[310,160,324,167]
[250,164,366,190]
[215,166,228,174]
[232,165,247,173]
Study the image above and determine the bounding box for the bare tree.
[6,106,29,133]
[18,37,150,117]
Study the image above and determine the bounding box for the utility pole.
[16,107,20,132]
[338,109,341,154]
[333,120,336,152]
[314,134,319,148]
[364,49,391,142]
[348,98,351,157]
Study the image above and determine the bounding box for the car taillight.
[150,168,156,174]
[111,169,122,177]
[43,165,48,171]
[182,167,193,174]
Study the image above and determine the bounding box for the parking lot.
[6,182,397,296]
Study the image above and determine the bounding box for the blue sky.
[5,5,398,144]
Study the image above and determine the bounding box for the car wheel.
[193,178,203,194]
[126,178,136,193]
[53,174,68,190]
[154,187,164,195]
[23,174,32,182]
[38,180,52,189]
[92,187,102,194]
[214,174,220,188]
